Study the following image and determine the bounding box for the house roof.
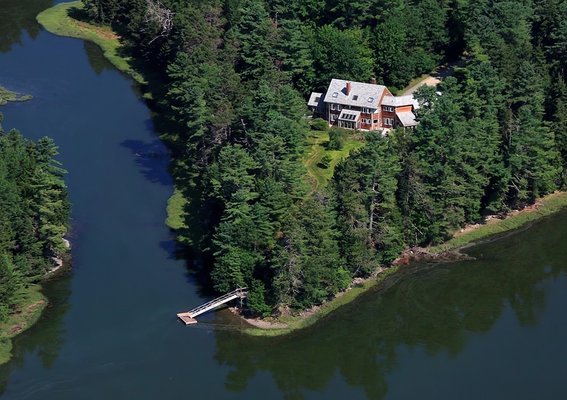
[395,111,418,127]
[324,79,386,109]
[338,109,361,121]
[308,92,324,107]
[382,95,419,109]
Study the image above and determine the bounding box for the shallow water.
[0,1,566,399]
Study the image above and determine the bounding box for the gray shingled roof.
[308,92,323,107]
[395,111,418,127]
[382,95,420,109]
[323,79,386,109]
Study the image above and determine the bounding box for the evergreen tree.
[272,195,348,310]
[0,126,69,321]
[334,133,403,275]
[0,253,20,321]
[312,25,374,91]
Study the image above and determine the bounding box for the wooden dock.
[177,288,247,325]
[176,313,198,325]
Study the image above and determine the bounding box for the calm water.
[1,1,567,399]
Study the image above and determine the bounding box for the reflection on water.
[83,41,115,76]
[0,0,52,53]
[0,272,71,395]
[214,210,567,399]
[1,0,567,398]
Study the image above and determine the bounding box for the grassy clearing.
[37,1,145,84]
[0,285,47,365]
[429,191,567,254]
[0,85,33,106]
[166,188,188,231]
[302,130,365,190]
[243,266,400,337]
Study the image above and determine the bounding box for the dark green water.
[1,1,567,399]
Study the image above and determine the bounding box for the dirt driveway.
[402,59,466,95]
[402,76,441,95]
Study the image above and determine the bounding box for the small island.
[0,85,33,106]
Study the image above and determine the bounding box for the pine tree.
[334,132,403,275]
[0,253,21,321]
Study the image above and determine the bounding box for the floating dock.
[176,313,198,325]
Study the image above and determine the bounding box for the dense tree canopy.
[83,0,567,315]
[0,117,70,321]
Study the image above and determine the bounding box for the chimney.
[346,81,352,95]
[370,77,377,84]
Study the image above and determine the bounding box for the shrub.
[328,129,348,150]
[318,154,332,169]
[311,118,329,131]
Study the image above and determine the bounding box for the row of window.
[332,116,384,126]
[339,121,356,129]
[329,103,401,114]
[330,104,374,114]
[331,114,396,127]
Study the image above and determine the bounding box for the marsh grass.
[0,285,47,364]
[37,2,146,85]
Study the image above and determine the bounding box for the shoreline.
[239,191,567,336]
[34,3,567,337]
[0,286,48,364]
[36,1,146,85]
[0,240,71,365]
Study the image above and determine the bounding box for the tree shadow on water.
[159,237,216,299]
[213,211,567,399]
[121,138,171,186]
[0,272,72,396]
[0,0,52,54]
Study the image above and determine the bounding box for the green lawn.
[0,285,47,365]
[166,188,188,231]
[302,129,365,191]
[37,1,146,85]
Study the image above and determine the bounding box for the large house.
[308,79,419,131]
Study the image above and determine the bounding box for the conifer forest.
[81,0,567,315]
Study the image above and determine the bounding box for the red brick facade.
[310,81,417,131]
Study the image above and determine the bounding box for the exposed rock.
[394,247,474,265]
